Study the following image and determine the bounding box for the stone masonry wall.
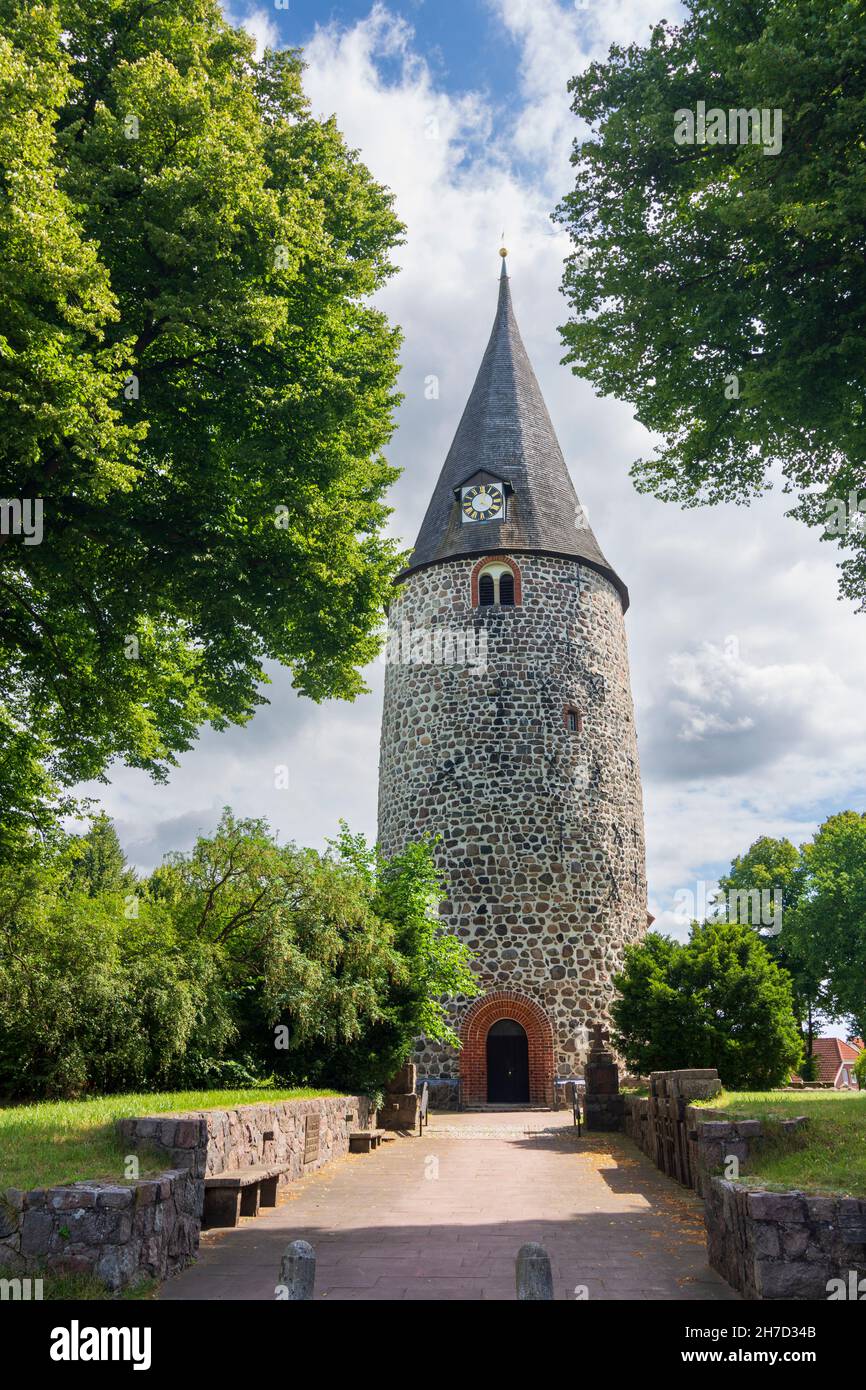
[377,553,647,1089]
[0,1169,198,1291]
[117,1094,370,1184]
[706,1178,866,1300]
[1,1095,368,1291]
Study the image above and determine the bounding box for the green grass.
[697,1090,866,1196]
[0,1266,158,1300]
[0,1088,340,1192]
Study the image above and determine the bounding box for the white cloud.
[228,4,279,59]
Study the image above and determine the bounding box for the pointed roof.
[400,255,628,610]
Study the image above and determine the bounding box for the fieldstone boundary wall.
[1,1094,369,1291]
[117,1094,371,1184]
[706,1179,866,1300]
[623,1069,722,1192]
[623,1073,864,1300]
[0,1169,198,1291]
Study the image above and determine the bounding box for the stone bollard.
[276,1239,316,1300]
[515,1242,554,1300]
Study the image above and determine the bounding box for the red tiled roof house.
[793,1037,864,1089]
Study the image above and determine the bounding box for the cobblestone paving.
[162,1111,739,1302]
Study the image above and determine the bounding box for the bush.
[0,811,476,1100]
[612,920,803,1090]
[0,861,232,1099]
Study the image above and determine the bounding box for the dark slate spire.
[401,254,628,610]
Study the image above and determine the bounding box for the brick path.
[161,1111,739,1301]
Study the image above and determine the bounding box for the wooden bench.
[348,1129,384,1154]
[202,1163,290,1229]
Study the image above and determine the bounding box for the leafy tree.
[316,827,480,1094]
[786,812,866,1039]
[612,920,802,1088]
[854,1046,866,1091]
[0,808,475,1099]
[152,811,478,1095]
[715,835,826,1056]
[0,850,229,1098]
[555,0,866,606]
[66,812,135,896]
[0,0,404,844]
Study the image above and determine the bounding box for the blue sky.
[275,0,523,100]
[84,1,866,969]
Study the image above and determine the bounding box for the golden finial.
[499,245,508,258]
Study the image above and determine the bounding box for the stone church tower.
[377,253,647,1108]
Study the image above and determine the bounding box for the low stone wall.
[2,1094,369,1291]
[0,1169,198,1290]
[117,1094,370,1185]
[622,1085,779,1198]
[706,1178,866,1300]
[623,1078,864,1300]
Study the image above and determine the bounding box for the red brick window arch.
[459,990,554,1106]
[470,555,522,608]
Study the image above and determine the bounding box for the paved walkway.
[162,1111,738,1301]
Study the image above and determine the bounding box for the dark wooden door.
[486,1020,530,1103]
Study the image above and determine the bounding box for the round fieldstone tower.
[377,254,647,1108]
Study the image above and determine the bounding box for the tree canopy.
[611,920,802,1088]
[555,0,866,606]
[0,0,405,843]
[717,818,866,1045]
[785,811,866,1040]
[0,810,476,1099]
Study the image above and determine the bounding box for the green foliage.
[555,0,866,607]
[66,813,136,896]
[716,835,826,1044]
[0,848,231,1098]
[702,1091,865,1195]
[786,812,866,1039]
[612,920,802,1088]
[0,811,474,1100]
[854,1048,866,1090]
[0,0,405,844]
[0,1088,335,1191]
[152,812,478,1096]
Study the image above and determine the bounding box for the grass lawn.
[0,1087,340,1192]
[699,1090,866,1197]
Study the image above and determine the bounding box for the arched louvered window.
[473,560,521,608]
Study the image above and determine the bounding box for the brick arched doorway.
[459,990,555,1107]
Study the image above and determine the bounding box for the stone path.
[162,1111,739,1301]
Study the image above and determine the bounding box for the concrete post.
[277,1239,316,1300]
[516,1242,554,1300]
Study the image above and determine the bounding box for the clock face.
[461,482,504,524]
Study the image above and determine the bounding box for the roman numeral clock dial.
[461,483,504,523]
